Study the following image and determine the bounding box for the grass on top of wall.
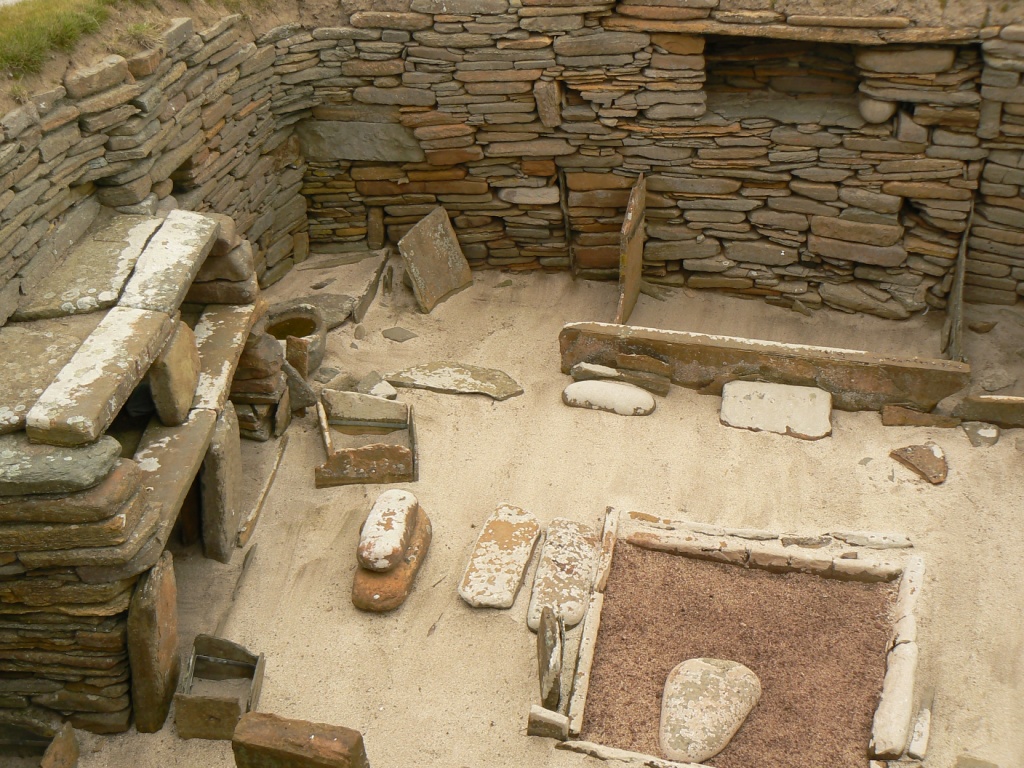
[0,0,116,78]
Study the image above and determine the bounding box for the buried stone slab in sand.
[352,508,431,613]
[388,362,523,401]
[562,380,656,417]
[890,443,948,484]
[527,518,599,632]
[458,503,541,609]
[659,658,762,763]
[720,380,832,440]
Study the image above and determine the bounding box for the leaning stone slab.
[0,327,85,434]
[352,508,431,612]
[192,302,262,412]
[660,658,762,763]
[119,210,219,314]
[397,206,473,313]
[0,432,121,496]
[559,322,971,412]
[387,362,523,401]
[148,321,200,427]
[528,705,569,740]
[721,381,832,440]
[322,390,409,427]
[201,403,242,564]
[13,215,161,321]
[562,380,656,416]
[527,518,598,632]
[128,550,179,733]
[26,306,176,446]
[890,444,947,484]
[41,721,79,768]
[232,711,370,768]
[458,503,541,609]
[357,489,420,572]
[0,458,139,523]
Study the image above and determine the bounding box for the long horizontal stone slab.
[0,433,122,497]
[954,394,1024,428]
[192,302,262,413]
[0,326,84,435]
[26,307,176,446]
[0,459,139,523]
[119,210,219,314]
[559,322,970,413]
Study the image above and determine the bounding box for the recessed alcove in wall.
[704,36,859,98]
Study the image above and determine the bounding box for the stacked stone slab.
[0,209,262,736]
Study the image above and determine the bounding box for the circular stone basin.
[265,303,326,378]
[267,316,317,340]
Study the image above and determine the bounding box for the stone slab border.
[559,321,970,412]
[558,508,923,763]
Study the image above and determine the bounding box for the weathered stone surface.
[352,508,431,612]
[14,216,161,321]
[266,302,326,379]
[554,31,649,57]
[559,322,971,413]
[382,326,417,343]
[195,241,254,283]
[357,489,420,572]
[562,381,656,417]
[0,433,121,496]
[818,282,911,320]
[0,458,139,523]
[0,326,83,434]
[724,240,798,266]
[0,489,142,551]
[808,235,907,268]
[322,390,408,427]
[870,642,918,757]
[41,721,79,768]
[458,503,541,609]
[274,293,356,331]
[721,381,832,440]
[527,518,598,632]
[660,658,761,762]
[570,362,670,396]
[534,80,562,128]
[232,712,369,768]
[810,216,904,247]
[315,444,415,488]
[296,121,425,163]
[193,303,261,412]
[961,421,1000,447]
[890,444,947,484]
[119,210,219,314]
[128,550,179,733]
[954,395,1024,429]
[201,403,242,564]
[387,362,523,401]
[356,373,398,400]
[397,207,473,313]
[149,321,200,427]
[528,704,569,740]
[881,405,960,428]
[856,47,956,74]
[538,606,564,710]
[26,307,176,446]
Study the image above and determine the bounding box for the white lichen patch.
[357,489,419,572]
[459,503,541,609]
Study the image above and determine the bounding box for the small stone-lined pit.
[582,543,897,768]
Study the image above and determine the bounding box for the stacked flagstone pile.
[0,210,259,736]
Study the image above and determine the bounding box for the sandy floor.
[73,264,1023,768]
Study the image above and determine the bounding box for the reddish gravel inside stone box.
[581,543,897,767]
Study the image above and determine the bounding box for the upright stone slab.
[13,215,161,321]
[26,306,175,446]
[192,303,262,412]
[614,174,645,325]
[0,327,85,434]
[127,551,179,733]
[397,207,472,313]
[0,432,121,496]
[659,658,762,762]
[119,210,219,314]
[527,518,598,632]
[458,504,541,609]
[720,381,833,440]
[232,712,370,768]
[201,403,242,563]
[148,321,200,427]
[538,606,564,710]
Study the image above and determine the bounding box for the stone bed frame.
[554,507,925,767]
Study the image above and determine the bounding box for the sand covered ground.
[73,260,1023,768]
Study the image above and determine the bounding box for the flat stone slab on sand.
[388,362,523,401]
[232,712,369,768]
[562,380,655,416]
[14,215,161,321]
[527,518,598,632]
[26,306,175,446]
[890,444,947,484]
[720,380,832,440]
[660,658,762,763]
[458,503,541,609]
[397,206,473,313]
[0,432,122,496]
[0,326,84,434]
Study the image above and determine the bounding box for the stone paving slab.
[397,206,473,313]
[720,380,833,440]
[119,210,219,314]
[0,326,84,435]
[13,215,161,321]
[387,362,523,401]
[192,302,262,413]
[527,518,599,632]
[458,503,541,609]
[26,307,176,446]
[0,432,122,496]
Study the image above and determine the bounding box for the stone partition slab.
[559,321,970,412]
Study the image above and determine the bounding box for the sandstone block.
[562,381,656,417]
[128,551,179,733]
[527,705,569,740]
[201,403,242,563]
[538,606,564,710]
[149,322,200,427]
[0,326,83,435]
[810,216,904,247]
[357,489,420,572]
[808,235,907,268]
[233,712,369,768]
[458,504,541,609]
[65,55,128,99]
[352,508,431,613]
[0,431,122,496]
